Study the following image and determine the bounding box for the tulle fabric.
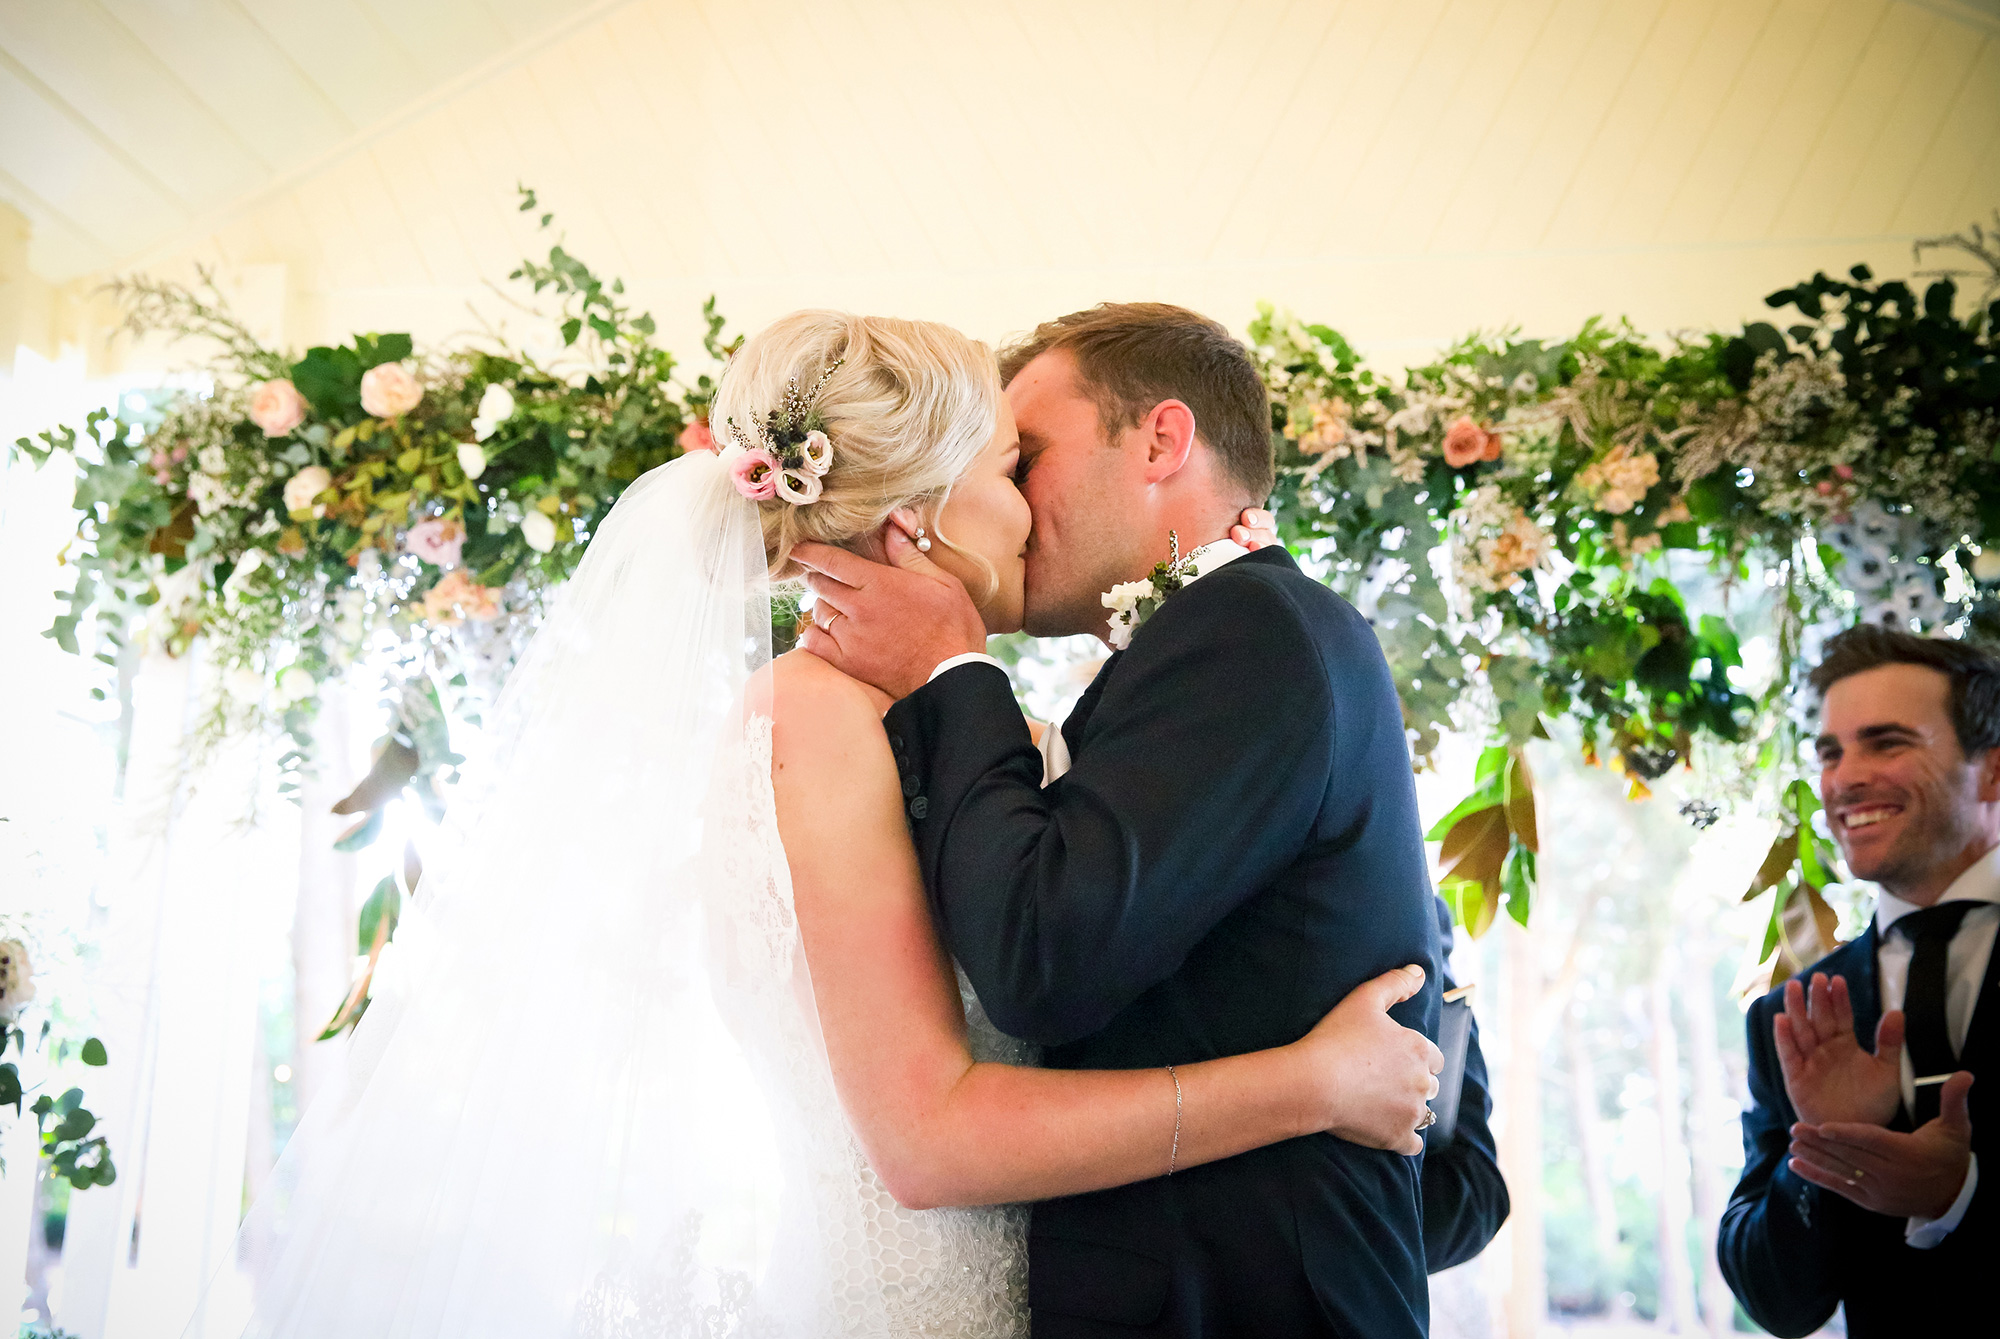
[197,451,1028,1338]
[205,455,793,1335]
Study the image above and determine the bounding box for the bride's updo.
[709,311,1001,580]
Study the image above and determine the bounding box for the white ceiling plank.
[1534,0,1723,249]
[1425,0,1616,255]
[1708,0,1893,242]
[0,61,187,264]
[1887,37,2000,232]
[0,1,264,207]
[1487,0,1669,251]
[233,0,430,124]
[1767,1,1940,238]
[1345,0,1536,253]
[1376,0,1567,252]
[0,162,116,274]
[1619,0,1786,247]
[95,0,356,162]
[1829,18,1988,236]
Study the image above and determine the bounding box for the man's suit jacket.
[1424,897,1509,1273]
[1717,927,1997,1336]
[884,546,1442,1338]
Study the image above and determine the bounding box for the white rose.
[457,442,488,479]
[275,665,317,705]
[225,666,265,703]
[359,362,423,419]
[198,444,228,475]
[284,465,333,516]
[520,510,557,553]
[472,383,515,442]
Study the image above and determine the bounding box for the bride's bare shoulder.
[762,650,895,771]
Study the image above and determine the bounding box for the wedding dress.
[202,452,1027,1338]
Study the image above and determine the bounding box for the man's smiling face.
[1816,661,1993,897]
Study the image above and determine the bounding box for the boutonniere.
[1101,531,1214,650]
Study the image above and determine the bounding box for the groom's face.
[1007,350,1157,638]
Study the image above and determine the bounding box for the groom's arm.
[884,571,1335,1047]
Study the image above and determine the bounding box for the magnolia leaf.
[332,809,384,853]
[1426,777,1505,841]
[1503,751,1539,853]
[1438,805,1509,892]
[331,738,419,816]
[1743,828,1798,901]
[1502,840,1534,926]
[1445,880,1497,939]
[356,875,402,956]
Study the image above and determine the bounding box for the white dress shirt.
[1869,845,2000,1246]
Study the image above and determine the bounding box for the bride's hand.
[1292,965,1443,1156]
[1231,507,1278,550]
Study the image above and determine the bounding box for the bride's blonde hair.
[711,311,1002,585]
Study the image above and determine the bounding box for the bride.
[209,312,1440,1338]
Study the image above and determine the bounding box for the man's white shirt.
[1869,845,2000,1245]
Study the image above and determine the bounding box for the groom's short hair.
[1809,624,2000,758]
[999,303,1274,502]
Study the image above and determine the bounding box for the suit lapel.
[1060,651,1122,756]
[1956,913,2000,1078]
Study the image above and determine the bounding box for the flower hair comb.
[726,357,844,505]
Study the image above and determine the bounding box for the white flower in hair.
[776,469,824,505]
[800,429,833,477]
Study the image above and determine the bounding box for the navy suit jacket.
[884,546,1442,1338]
[1717,928,1997,1336]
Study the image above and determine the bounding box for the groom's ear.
[1140,399,1199,484]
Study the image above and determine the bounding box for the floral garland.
[13,192,737,812]
[15,200,2000,966]
[1251,215,2000,945]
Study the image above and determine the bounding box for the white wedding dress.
[200,453,1028,1338]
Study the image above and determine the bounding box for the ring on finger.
[1415,1107,1437,1132]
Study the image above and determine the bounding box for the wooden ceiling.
[4,0,1998,363]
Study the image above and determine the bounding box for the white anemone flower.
[776,469,823,505]
[800,430,834,477]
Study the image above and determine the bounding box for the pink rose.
[359,362,423,419]
[1442,416,1488,469]
[731,448,779,501]
[678,420,716,453]
[249,379,308,437]
[1833,463,1854,480]
[404,516,466,567]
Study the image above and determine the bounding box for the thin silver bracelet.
[1166,1064,1183,1175]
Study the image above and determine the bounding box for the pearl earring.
[915,526,932,553]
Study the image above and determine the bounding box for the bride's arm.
[772,657,1439,1211]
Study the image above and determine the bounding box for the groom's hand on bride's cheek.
[792,530,987,700]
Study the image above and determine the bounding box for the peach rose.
[404,517,465,567]
[359,362,423,419]
[1442,416,1489,469]
[249,379,308,437]
[422,569,500,626]
[678,420,716,453]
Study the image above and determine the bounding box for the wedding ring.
[1416,1107,1437,1131]
[815,606,842,630]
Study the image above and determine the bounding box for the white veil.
[203,451,826,1336]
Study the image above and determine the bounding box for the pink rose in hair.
[248,379,309,437]
[404,516,466,567]
[678,420,715,453]
[732,448,779,501]
[1442,416,1489,469]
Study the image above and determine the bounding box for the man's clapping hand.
[1789,1073,1974,1220]
[1775,972,1904,1128]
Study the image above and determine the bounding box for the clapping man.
[1719,625,1997,1335]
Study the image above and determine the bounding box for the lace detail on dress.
[674,713,1028,1338]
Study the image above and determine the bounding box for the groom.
[797,303,1442,1336]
